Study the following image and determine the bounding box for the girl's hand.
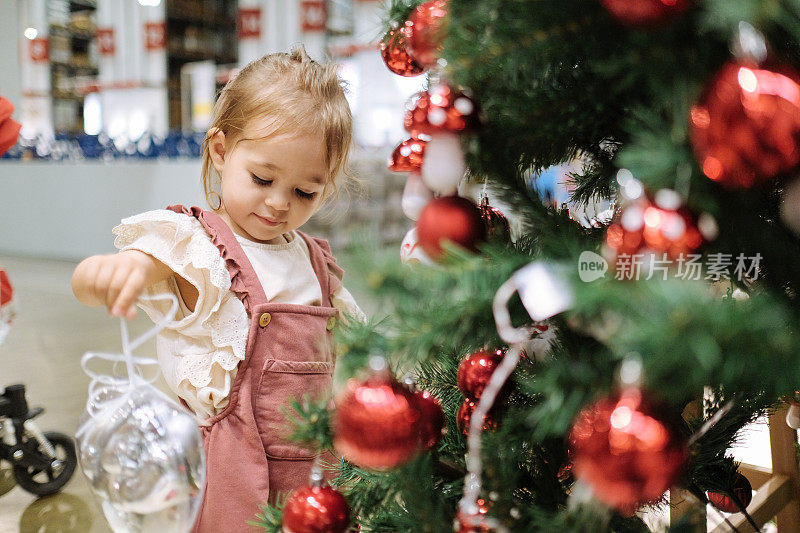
[71,250,172,318]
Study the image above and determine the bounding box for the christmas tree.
[257,1,800,531]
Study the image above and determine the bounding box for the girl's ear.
[208,128,226,174]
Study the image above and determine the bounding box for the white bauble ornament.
[401,172,433,220]
[421,133,465,195]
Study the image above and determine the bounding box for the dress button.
[259,312,271,327]
[326,316,336,331]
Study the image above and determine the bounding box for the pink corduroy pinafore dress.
[166,206,341,532]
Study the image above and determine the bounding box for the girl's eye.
[251,174,272,186]
[295,189,316,200]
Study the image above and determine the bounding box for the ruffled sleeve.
[112,209,249,420]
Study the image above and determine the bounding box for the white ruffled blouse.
[113,209,365,420]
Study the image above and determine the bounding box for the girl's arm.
[71,249,198,318]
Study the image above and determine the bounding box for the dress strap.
[296,232,343,307]
[166,205,268,312]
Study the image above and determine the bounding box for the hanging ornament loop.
[79,293,179,421]
[460,264,572,516]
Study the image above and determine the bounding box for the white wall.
[0,161,205,261]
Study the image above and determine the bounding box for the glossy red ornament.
[599,0,692,28]
[282,485,350,533]
[413,390,445,450]
[707,473,753,513]
[388,137,427,173]
[380,27,426,77]
[690,61,800,188]
[478,196,511,241]
[457,348,506,401]
[332,374,422,470]
[405,0,448,68]
[457,398,498,437]
[0,96,22,156]
[568,389,688,513]
[417,196,486,259]
[605,193,705,261]
[404,84,481,138]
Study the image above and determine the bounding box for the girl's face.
[209,131,329,244]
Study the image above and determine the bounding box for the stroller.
[0,269,77,496]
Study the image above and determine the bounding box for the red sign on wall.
[238,8,262,39]
[29,37,49,62]
[96,28,115,56]
[144,21,166,51]
[301,1,327,33]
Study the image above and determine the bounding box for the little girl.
[71,47,365,531]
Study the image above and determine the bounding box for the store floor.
[0,254,783,532]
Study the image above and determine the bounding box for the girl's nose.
[265,191,290,212]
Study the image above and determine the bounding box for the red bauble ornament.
[380,27,426,77]
[457,348,505,401]
[0,96,22,156]
[413,390,445,450]
[605,191,705,261]
[404,84,481,138]
[405,0,448,68]
[568,389,688,513]
[417,196,486,259]
[457,398,498,437]
[332,374,422,470]
[707,473,753,513]
[388,137,427,173]
[599,0,692,28]
[478,196,511,241]
[690,60,800,188]
[283,485,350,533]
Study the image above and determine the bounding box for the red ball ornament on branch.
[599,0,692,28]
[388,137,427,173]
[605,189,708,261]
[405,0,448,68]
[283,484,350,533]
[478,196,511,242]
[404,84,481,138]
[707,472,753,514]
[457,348,507,401]
[413,390,445,450]
[332,374,422,470]
[417,196,486,260]
[457,398,498,437]
[380,27,426,77]
[689,61,800,188]
[568,389,688,513]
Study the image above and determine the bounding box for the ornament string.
[459,274,535,516]
[79,293,179,423]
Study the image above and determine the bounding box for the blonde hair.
[201,45,353,210]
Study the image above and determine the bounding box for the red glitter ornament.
[599,0,692,28]
[405,0,448,68]
[413,390,445,450]
[605,191,706,261]
[478,196,511,241]
[404,84,481,138]
[457,398,498,437]
[707,472,753,513]
[690,60,800,188]
[457,348,507,401]
[388,137,427,173]
[568,389,688,513]
[417,196,486,259]
[332,374,422,470]
[380,27,426,77]
[282,485,350,533]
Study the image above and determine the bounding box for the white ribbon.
[78,293,179,423]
